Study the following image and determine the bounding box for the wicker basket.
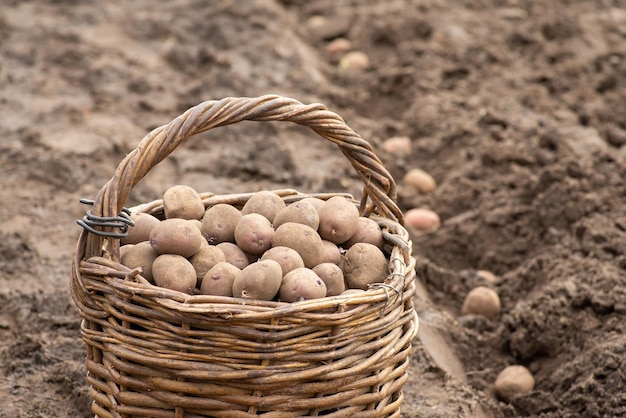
[71,95,418,418]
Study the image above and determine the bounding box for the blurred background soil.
[1,0,625,417]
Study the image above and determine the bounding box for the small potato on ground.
[461,286,501,321]
[382,136,412,155]
[279,268,327,302]
[403,168,437,194]
[152,254,197,294]
[163,184,205,220]
[494,365,535,402]
[232,260,283,301]
[200,261,240,297]
[404,208,441,232]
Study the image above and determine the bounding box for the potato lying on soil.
[216,242,249,270]
[273,200,320,230]
[317,196,360,244]
[273,222,324,268]
[404,208,440,232]
[342,217,384,249]
[403,168,437,194]
[120,241,158,283]
[163,184,205,220]
[321,240,343,265]
[343,243,389,290]
[241,191,286,223]
[149,218,204,257]
[121,212,161,245]
[201,204,242,245]
[200,261,240,297]
[189,243,226,286]
[494,365,535,402]
[461,286,501,321]
[234,213,274,256]
[232,259,283,300]
[312,263,345,296]
[279,268,327,302]
[260,246,305,276]
[152,254,197,294]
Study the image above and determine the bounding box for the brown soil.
[1,1,625,417]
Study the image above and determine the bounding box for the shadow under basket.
[71,95,418,418]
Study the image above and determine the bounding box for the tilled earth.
[1,1,625,417]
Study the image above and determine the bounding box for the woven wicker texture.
[71,95,418,418]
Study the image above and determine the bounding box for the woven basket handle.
[83,94,402,260]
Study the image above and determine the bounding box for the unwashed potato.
[152,254,197,294]
[200,261,240,297]
[273,222,324,268]
[321,240,343,265]
[342,217,384,249]
[339,50,370,70]
[279,268,327,302]
[216,242,249,270]
[149,218,204,257]
[404,208,440,232]
[121,212,161,245]
[461,286,501,321]
[201,204,242,245]
[317,196,360,244]
[119,243,134,259]
[312,263,345,296]
[120,241,158,283]
[163,184,205,220]
[241,191,286,223]
[260,246,305,276]
[299,197,325,210]
[342,243,389,290]
[189,242,226,286]
[273,200,320,230]
[189,219,203,232]
[232,260,283,301]
[382,136,412,155]
[403,168,437,194]
[494,365,535,402]
[234,213,274,256]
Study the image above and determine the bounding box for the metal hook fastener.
[77,198,135,238]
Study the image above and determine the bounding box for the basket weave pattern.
[71,95,418,418]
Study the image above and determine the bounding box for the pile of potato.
[119,186,391,302]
